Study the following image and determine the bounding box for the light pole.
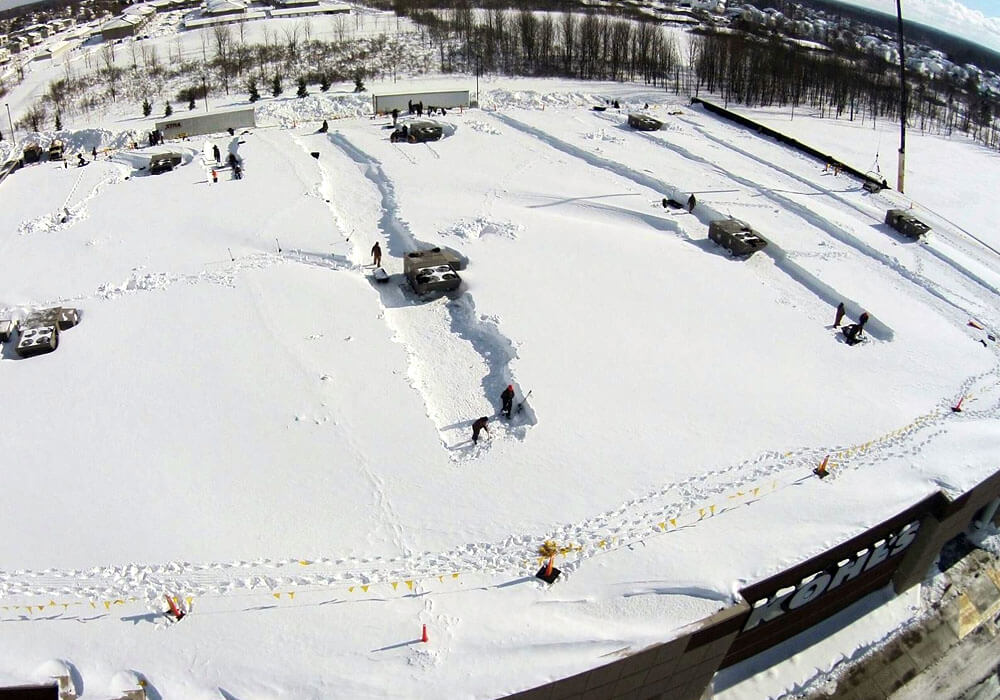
[5,103,14,149]
[895,0,907,193]
[202,75,209,112]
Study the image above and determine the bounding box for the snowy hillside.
[1,71,999,699]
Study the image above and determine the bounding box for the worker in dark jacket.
[843,312,869,346]
[500,385,515,419]
[371,242,382,267]
[834,302,846,328]
[213,144,221,163]
[472,416,489,444]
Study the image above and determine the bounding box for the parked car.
[708,219,768,257]
[406,120,443,143]
[149,152,182,175]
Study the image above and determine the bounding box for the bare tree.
[212,23,232,59]
[100,41,116,70]
[22,102,47,132]
[283,23,301,63]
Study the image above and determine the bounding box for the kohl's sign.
[743,520,921,632]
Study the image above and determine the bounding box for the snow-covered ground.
[2,49,1000,700]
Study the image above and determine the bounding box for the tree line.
[688,31,999,150]
[8,1,999,154]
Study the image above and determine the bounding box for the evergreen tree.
[297,77,307,98]
[271,73,283,97]
[164,103,173,117]
[142,97,152,117]
[353,70,365,93]
[248,79,260,103]
[320,74,330,92]
[54,112,62,131]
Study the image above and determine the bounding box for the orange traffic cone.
[536,554,560,583]
[813,455,830,479]
[165,595,185,621]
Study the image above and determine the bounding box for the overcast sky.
[1,0,999,56]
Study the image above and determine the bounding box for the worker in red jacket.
[500,385,515,419]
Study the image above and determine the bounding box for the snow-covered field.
[2,46,1000,700]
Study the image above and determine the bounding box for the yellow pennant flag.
[391,582,398,591]
[361,585,369,593]
[405,581,414,591]
[288,592,295,600]
[273,593,281,599]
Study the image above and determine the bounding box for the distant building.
[270,1,350,18]
[36,40,76,63]
[23,23,50,38]
[203,0,248,16]
[100,14,148,41]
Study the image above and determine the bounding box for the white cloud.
[829,0,1000,55]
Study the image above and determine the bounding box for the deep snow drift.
[1,72,999,699]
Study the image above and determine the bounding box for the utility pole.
[896,0,907,193]
[5,103,14,149]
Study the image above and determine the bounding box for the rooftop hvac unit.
[16,325,58,357]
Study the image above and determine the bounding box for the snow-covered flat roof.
[0,76,999,699]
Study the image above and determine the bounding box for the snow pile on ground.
[479,88,604,111]
[466,119,502,135]
[0,72,998,700]
[255,91,375,126]
[441,216,520,241]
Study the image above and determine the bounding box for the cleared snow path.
[593,111,980,330]
[321,130,536,454]
[493,111,894,340]
[670,113,1000,310]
